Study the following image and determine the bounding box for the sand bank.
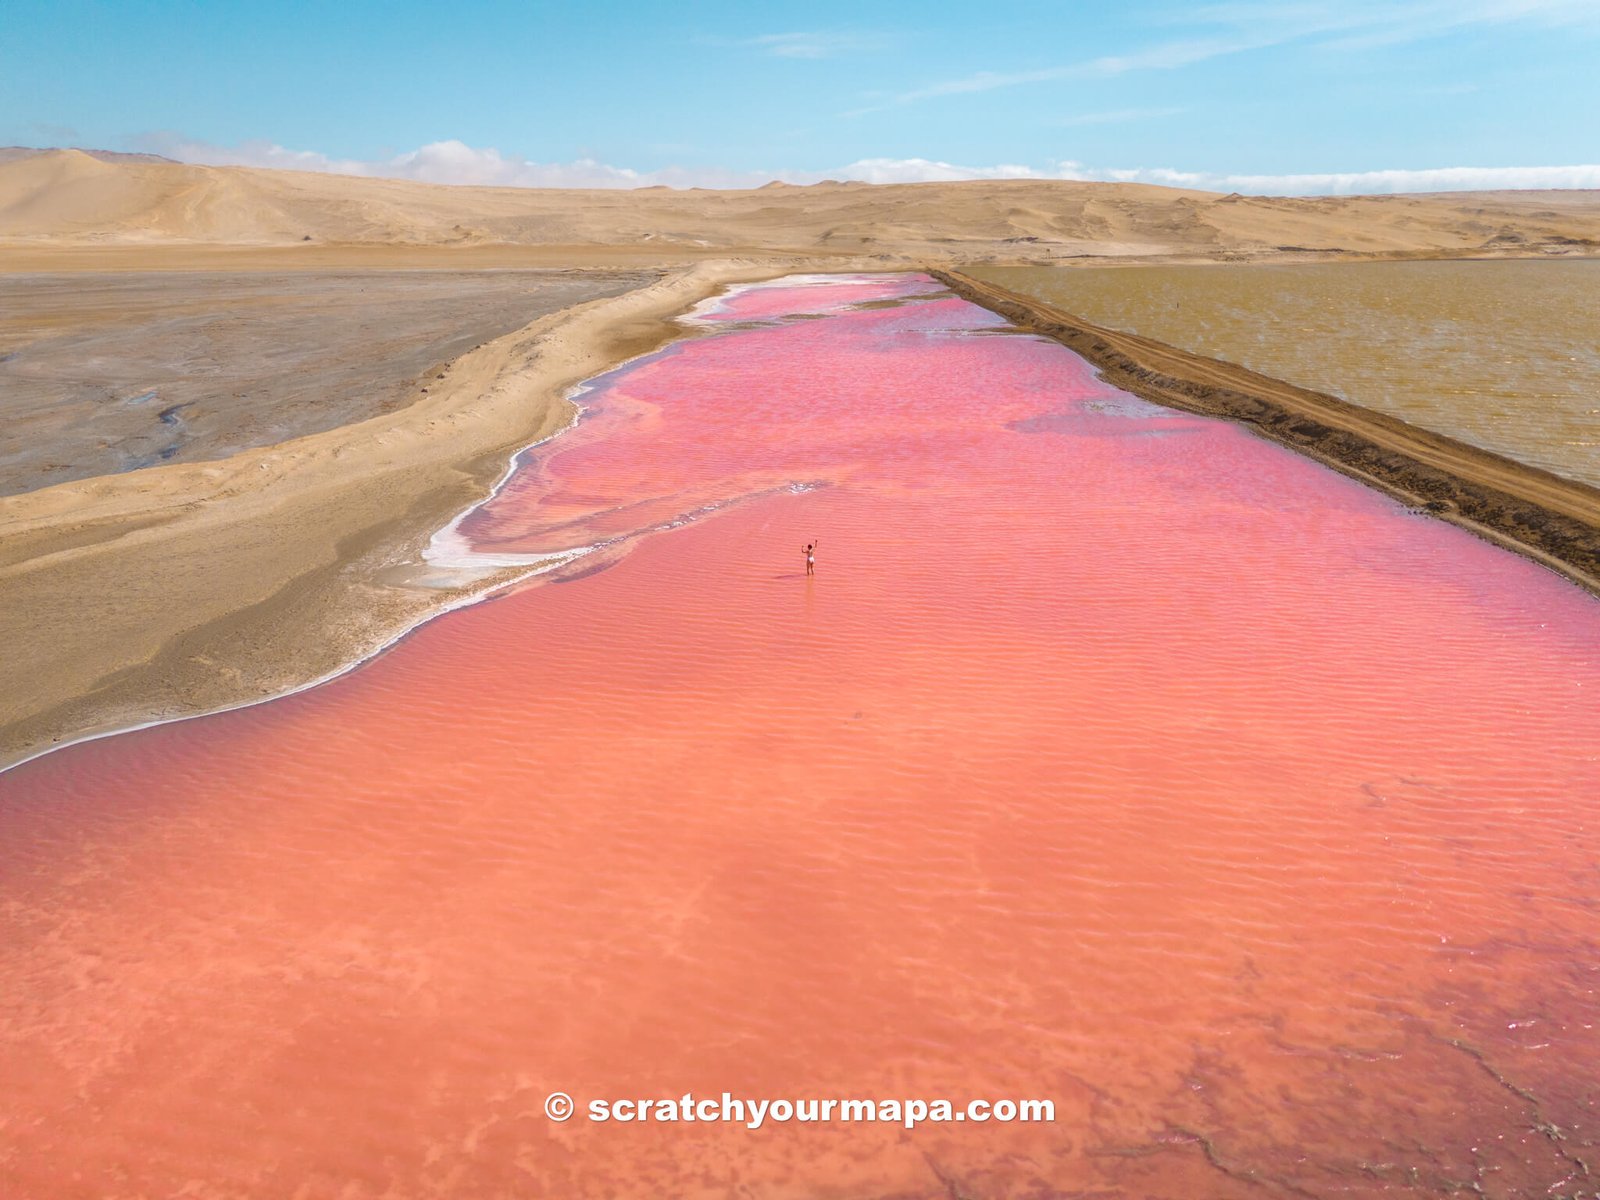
[0,258,837,771]
[935,269,1600,596]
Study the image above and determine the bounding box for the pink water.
[3,274,1597,1198]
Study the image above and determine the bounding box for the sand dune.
[4,149,1599,261]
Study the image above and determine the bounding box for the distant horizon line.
[7,142,1600,199]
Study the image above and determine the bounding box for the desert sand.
[6,149,1600,262]
[2,147,1599,768]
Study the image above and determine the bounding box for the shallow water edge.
[935,268,1600,597]
[0,259,807,775]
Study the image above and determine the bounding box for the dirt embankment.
[934,269,1600,596]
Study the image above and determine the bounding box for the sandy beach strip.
[0,257,856,772]
[936,269,1600,597]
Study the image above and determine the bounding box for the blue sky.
[2,0,1598,192]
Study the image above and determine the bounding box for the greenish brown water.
[971,260,1600,488]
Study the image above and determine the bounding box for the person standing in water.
[804,540,818,576]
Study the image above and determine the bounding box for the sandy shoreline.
[0,257,861,772]
[935,269,1600,597]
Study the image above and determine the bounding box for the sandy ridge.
[0,256,838,772]
[6,149,1600,263]
[934,269,1600,596]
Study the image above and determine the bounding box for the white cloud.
[134,134,1600,195]
[824,157,1049,183]
[136,136,1077,188]
[389,141,650,188]
[136,134,661,188]
[133,134,374,176]
[1137,163,1600,193]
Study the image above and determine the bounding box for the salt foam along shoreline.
[0,277,743,777]
[0,267,866,778]
[422,271,922,577]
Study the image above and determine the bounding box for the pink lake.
[2,274,1597,1199]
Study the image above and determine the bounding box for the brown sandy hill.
[3,149,1598,260]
